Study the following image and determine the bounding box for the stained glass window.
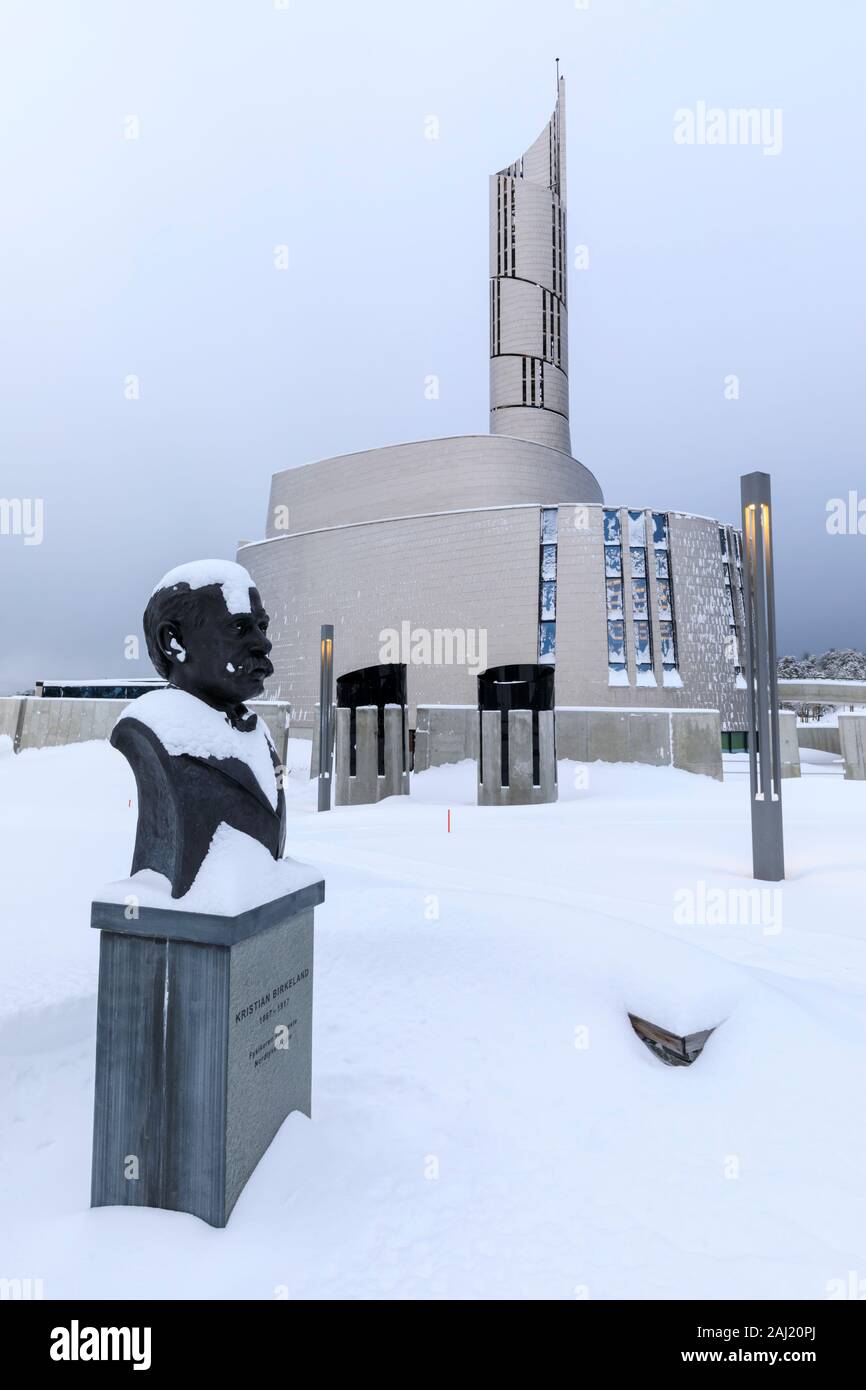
[538,509,558,665]
[607,620,625,665]
[538,621,556,661]
[634,620,652,668]
[652,512,669,548]
[540,579,556,621]
[605,577,624,617]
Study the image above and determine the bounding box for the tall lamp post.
[740,471,784,881]
[317,624,334,812]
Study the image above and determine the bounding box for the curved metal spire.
[489,75,571,455]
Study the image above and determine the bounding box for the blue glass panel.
[540,579,556,620]
[652,512,669,548]
[538,621,556,659]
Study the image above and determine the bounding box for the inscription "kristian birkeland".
[235,970,309,1026]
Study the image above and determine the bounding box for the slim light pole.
[740,471,784,881]
[317,625,334,812]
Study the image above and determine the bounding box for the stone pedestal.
[478,708,557,806]
[839,713,866,780]
[335,705,409,805]
[90,879,324,1228]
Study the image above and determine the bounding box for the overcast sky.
[1,0,864,692]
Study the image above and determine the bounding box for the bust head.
[143,560,273,715]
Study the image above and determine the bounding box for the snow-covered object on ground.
[0,734,12,757]
[151,558,255,615]
[98,825,320,917]
[116,687,277,809]
[2,740,866,1298]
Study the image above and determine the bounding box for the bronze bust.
[112,561,286,898]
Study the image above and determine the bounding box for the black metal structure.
[477,663,555,787]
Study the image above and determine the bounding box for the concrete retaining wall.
[0,695,291,766]
[796,725,841,756]
[0,698,21,741]
[413,706,477,771]
[778,679,866,706]
[778,711,802,779]
[839,714,866,780]
[414,704,723,780]
[555,707,723,780]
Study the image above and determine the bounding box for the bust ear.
[156,619,184,665]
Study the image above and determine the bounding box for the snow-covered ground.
[1,737,865,1300]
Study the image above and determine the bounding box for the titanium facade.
[490,76,571,455]
[241,505,747,733]
[264,434,602,540]
[239,77,747,744]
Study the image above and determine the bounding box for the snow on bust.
[100,826,320,917]
[152,558,255,616]
[118,686,278,810]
